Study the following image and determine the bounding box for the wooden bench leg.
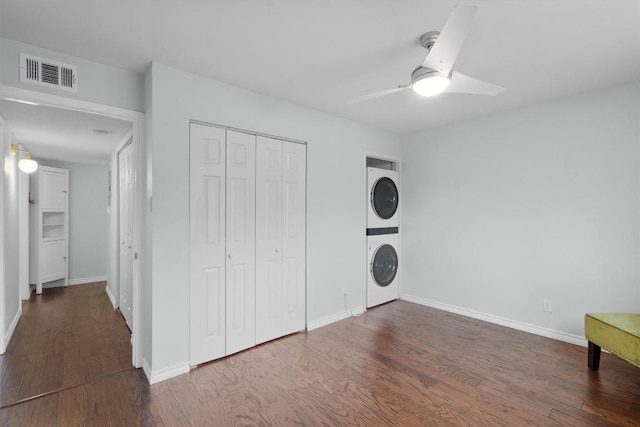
[588,341,601,371]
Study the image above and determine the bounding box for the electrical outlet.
[342,288,348,296]
[543,300,552,313]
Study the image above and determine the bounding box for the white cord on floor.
[343,292,366,317]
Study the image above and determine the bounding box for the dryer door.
[371,244,398,287]
[371,177,399,220]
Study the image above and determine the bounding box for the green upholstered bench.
[584,313,640,371]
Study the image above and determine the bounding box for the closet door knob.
[275,248,279,253]
[228,254,232,259]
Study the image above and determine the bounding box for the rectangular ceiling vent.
[20,53,78,93]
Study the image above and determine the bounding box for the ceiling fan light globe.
[18,158,38,173]
[412,75,450,97]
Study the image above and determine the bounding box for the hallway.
[0,282,131,407]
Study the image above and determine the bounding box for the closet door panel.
[225,130,256,355]
[41,240,66,283]
[41,170,67,210]
[190,124,305,364]
[256,137,283,344]
[189,123,227,365]
[281,142,306,335]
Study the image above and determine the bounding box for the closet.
[255,136,306,344]
[29,165,70,294]
[189,123,306,366]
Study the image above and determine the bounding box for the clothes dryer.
[367,167,399,229]
[366,230,399,308]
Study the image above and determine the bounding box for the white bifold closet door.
[255,136,306,344]
[225,131,256,355]
[189,123,256,365]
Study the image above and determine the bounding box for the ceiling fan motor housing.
[410,66,451,96]
[411,66,447,85]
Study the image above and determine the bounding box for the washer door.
[371,177,398,220]
[371,244,398,287]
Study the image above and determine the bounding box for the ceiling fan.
[346,5,506,104]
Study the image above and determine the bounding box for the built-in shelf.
[30,166,70,294]
[42,227,65,239]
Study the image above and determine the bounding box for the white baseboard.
[3,303,22,352]
[37,276,109,291]
[147,362,191,384]
[306,305,366,331]
[68,276,108,286]
[401,294,587,348]
[307,311,351,331]
[105,284,117,309]
[142,358,152,383]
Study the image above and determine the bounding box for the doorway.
[0,84,144,406]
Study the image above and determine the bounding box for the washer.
[367,167,399,229]
[367,231,399,308]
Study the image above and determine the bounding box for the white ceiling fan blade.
[445,71,506,96]
[346,86,409,104]
[422,5,477,76]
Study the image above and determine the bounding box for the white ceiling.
[0,99,131,164]
[1,0,639,138]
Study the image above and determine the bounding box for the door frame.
[0,115,6,353]
[0,84,145,368]
[18,157,30,300]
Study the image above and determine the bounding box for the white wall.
[39,160,109,284]
[1,120,21,349]
[0,37,144,112]
[146,62,401,376]
[401,81,640,339]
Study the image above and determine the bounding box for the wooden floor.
[0,282,131,407]
[1,299,639,426]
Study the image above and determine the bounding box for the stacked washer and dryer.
[366,166,400,308]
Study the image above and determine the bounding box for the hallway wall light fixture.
[11,143,39,173]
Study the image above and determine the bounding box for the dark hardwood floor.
[0,282,131,407]
[1,299,639,426]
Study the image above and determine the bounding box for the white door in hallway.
[118,140,134,330]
